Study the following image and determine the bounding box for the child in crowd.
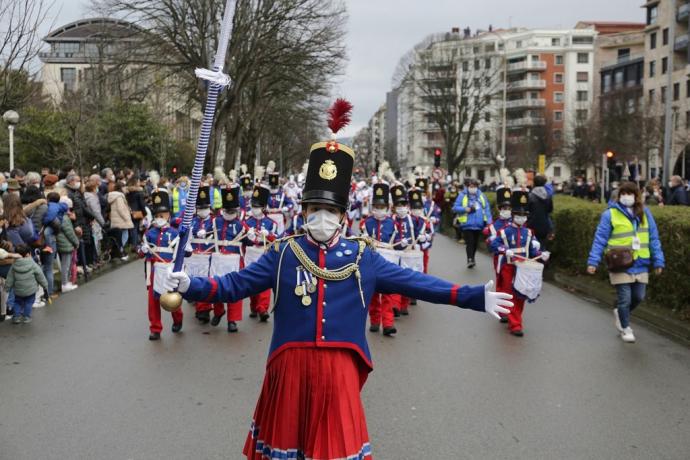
[6,244,48,324]
[56,197,80,293]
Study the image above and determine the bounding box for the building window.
[485,58,491,69]
[554,111,563,121]
[649,88,655,102]
[617,48,630,61]
[662,57,668,74]
[602,74,612,93]
[647,5,658,25]
[484,112,491,122]
[516,40,522,48]
[60,67,77,92]
[555,55,564,65]
[577,90,588,101]
[484,131,491,141]
[554,92,564,103]
[674,82,680,101]
[553,166,562,177]
[687,79,690,98]
[474,59,480,70]
[614,70,624,88]
[686,111,690,129]
[577,52,589,64]
[572,36,594,44]
[462,61,469,72]
[649,60,656,78]
[663,28,669,46]
[576,72,589,82]
[553,131,562,142]
[551,37,561,46]
[554,73,564,84]
[650,32,657,50]
[661,86,667,104]
[577,109,588,121]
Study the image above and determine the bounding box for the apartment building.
[385,26,596,183]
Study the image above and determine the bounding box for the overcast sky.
[45,0,643,137]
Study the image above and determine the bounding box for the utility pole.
[662,0,677,187]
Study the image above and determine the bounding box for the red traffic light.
[434,149,442,157]
[605,151,614,159]
[172,166,178,174]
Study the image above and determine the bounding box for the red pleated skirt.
[243,347,373,459]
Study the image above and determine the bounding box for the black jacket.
[527,186,553,239]
[68,188,94,240]
[668,185,688,206]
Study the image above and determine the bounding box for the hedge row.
[444,194,690,315]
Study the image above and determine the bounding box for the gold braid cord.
[288,239,365,281]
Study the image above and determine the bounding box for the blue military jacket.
[143,225,178,263]
[360,215,399,245]
[183,235,485,371]
[213,215,246,255]
[267,191,294,212]
[190,216,215,253]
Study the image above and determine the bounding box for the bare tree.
[0,0,54,111]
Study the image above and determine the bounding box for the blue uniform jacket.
[452,191,493,230]
[587,203,665,273]
[142,226,179,263]
[484,217,512,242]
[243,215,278,246]
[267,192,294,212]
[183,235,486,371]
[393,215,428,250]
[360,216,399,245]
[285,214,305,236]
[190,216,215,253]
[489,224,541,260]
[214,215,246,255]
[423,199,442,232]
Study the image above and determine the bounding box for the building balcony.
[506,117,546,128]
[506,61,547,73]
[675,34,689,52]
[678,2,690,22]
[507,79,547,91]
[504,98,546,110]
[420,122,442,132]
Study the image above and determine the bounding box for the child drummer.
[484,186,513,323]
[189,186,218,324]
[139,189,183,340]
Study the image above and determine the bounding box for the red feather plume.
[327,98,353,135]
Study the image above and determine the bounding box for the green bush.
[443,193,690,315]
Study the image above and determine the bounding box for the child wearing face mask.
[483,187,514,323]
[242,185,278,322]
[359,183,401,336]
[489,190,545,337]
[189,186,218,324]
[209,185,248,332]
[139,190,183,340]
[409,188,434,274]
[390,185,419,316]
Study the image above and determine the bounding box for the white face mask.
[251,207,264,218]
[72,181,81,190]
[153,218,167,228]
[513,215,527,226]
[304,209,342,243]
[395,206,409,217]
[222,211,237,221]
[372,208,388,220]
[499,209,512,220]
[619,195,635,207]
[468,187,478,194]
[197,208,211,219]
[411,209,423,217]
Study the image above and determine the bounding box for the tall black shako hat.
[391,184,408,206]
[408,189,423,209]
[151,189,170,215]
[496,186,512,207]
[268,173,280,189]
[511,189,529,213]
[415,177,428,192]
[301,99,355,210]
[251,185,270,208]
[222,185,241,210]
[241,175,253,191]
[372,183,389,206]
[197,186,211,209]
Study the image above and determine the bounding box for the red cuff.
[204,278,218,302]
[450,284,460,305]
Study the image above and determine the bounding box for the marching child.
[139,190,183,340]
[484,186,514,323]
[360,182,400,336]
[243,185,278,322]
[489,190,548,336]
[210,185,248,332]
[189,186,217,324]
[409,187,434,275]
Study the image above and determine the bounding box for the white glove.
[247,228,256,240]
[196,229,207,239]
[399,239,408,248]
[139,245,150,254]
[418,234,427,243]
[505,249,514,258]
[162,267,191,294]
[185,240,193,252]
[484,280,513,320]
[282,206,289,213]
[260,228,269,237]
[431,217,438,224]
[531,240,540,250]
[541,251,551,262]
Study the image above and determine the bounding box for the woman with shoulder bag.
[586,182,665,343]
[107,182,134,260]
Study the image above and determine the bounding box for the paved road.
[1,234,690,460]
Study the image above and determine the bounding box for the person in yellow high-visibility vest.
[587,182,665,344]
[452,179,492,269]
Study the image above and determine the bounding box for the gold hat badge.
[395,189,402,196]
[413,193,419,200]
[200,191,207,198]
[228,192,233,200]
[319,159,337,180]
[253,190,259,197]
[376,188,383,196]
[520,195,527,204]
[154,196,162,204]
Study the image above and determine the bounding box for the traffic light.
[172,165,178,175]
[606,151,614,159]
[434,148,442,168]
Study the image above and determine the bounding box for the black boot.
[227,321,238,333]
[197,310,210,324]
[148,332,161,341]
[410,299,417,306]
[383,327,397,336]
[369,324,380,333]
[259,313,270,323]
[171,323,183,333]
[510,330,524,337]
[499,317,508,324]
[467,259,476,269]
[401,309,409,316]
[211,312,225,327]
[393,308,400,318]
[249,311,258,318]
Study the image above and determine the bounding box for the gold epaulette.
[272,234,300,252]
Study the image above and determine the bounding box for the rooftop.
[44,17,141,42]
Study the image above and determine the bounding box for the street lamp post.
[486,31,508,171]
[662,0,677,187]
[2,110,19,171]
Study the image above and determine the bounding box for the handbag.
[605,248,634,273]
[131,210,144,220]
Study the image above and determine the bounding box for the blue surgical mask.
[0,183,7,192]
